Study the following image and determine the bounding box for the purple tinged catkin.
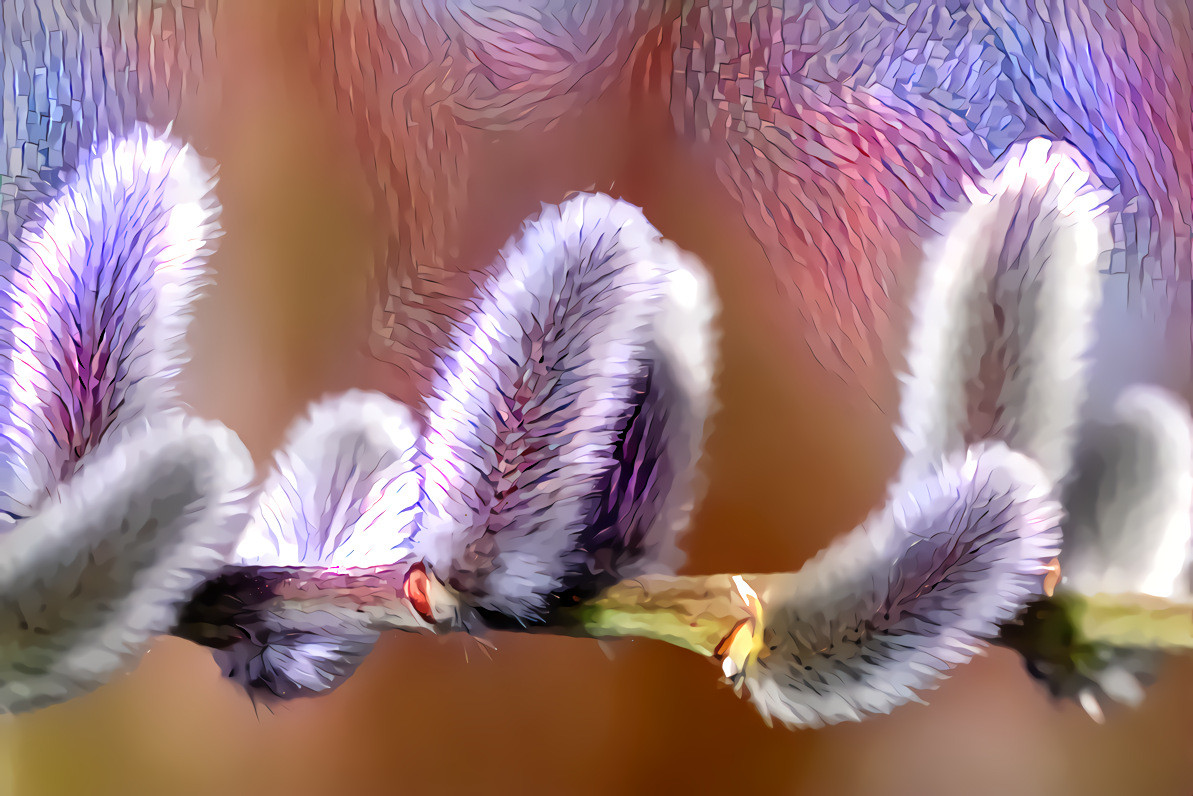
[1044,386,1193,712]
[893,136,1192,715]
[735,138,1099,727]
[234,391,423,570]
[679,137,1110,727]
[740,443,1063,728]
[214,391,425,700]
[0,126,221,520]
[0,126,251,713]
[416,193,716,622]
[897,138,1111,484]
[0,415,251,713]
[196,195,716,698]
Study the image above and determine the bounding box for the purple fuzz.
[416,193,716,621]
[212,194,717,699]
[743,443,1063,728]
[0,127,251,713]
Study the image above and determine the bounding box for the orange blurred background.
[6,6,1193,795]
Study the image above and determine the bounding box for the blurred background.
[6,4,1193,795]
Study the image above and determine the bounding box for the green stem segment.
[552,574,756,658]
[1000,590,1193,682]
[178,565,1193,675]
[555,581,1193,683]
[1067,592,1193,650]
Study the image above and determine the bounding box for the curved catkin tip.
[215,390,423,700]
[0,124,221,518]
[0,412,252,714]
[739,443,1063,728]
[897,138,1111,484]
[1063,385,1193,598]
[234,390,423,569]
[417,193,717,622]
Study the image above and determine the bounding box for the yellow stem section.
[560,574,760,659]
[1070,592,1193,650]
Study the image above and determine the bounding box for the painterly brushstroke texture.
[310,1,666,390]
[897,138,1110,484]
[1,1,216,244]
[417,193,716,621]
[893,125,1193,712]
[234,391,423,571]
[214,391,424,700]
[0,126,250,713]
[675,0,1191,399]
[740,443,1063,727]
[0,129,221,520]
[190,194,716,701]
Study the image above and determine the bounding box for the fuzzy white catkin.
[1063,386,1193,600]
[740,443,1063,728]
[216,390,425,699]
[0,414,252,713]
[0,125,221,521]
[234,390,423,569]
[897,138,1111,484]
[0,126,249,714]
[416,193,717,621]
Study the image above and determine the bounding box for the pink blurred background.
[7,6,1193,795]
